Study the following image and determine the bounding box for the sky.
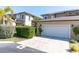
[1,6,79,17]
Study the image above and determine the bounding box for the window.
[51,16,54,18]
[16,14,25,20]
[44,17,47,19]
[68,12,73,16]
[21,15,24,19]
[54,14,56,18]
[16,14,20,19]
[44,16,48,19]
[67,12,75,16]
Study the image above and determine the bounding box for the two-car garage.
[38,20,79,40]
[41,24,71,39]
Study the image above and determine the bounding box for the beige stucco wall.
[55,13,66,17]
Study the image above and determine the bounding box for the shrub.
[69,43,79,52]
[0,25,15,38]
[16,26,35,38]
[73,27,79,35]
[69,39,77,43]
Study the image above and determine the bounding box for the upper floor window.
[44,16,48,19]
[16,14,20,19]
[66,12,78,16]
[21,15,25,19]
[16,14,25,20]
[67,12,74,16]
[43,16,49,19]
[51,16,54,18]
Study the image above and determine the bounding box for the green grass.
[0,37,26,42]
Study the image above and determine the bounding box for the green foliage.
[4,6,13,13]
[0,9,5,15]
[0,37,25,42]
[69,39,77,43]
[0,6,15,39]
[33,16,41,20]
[16,26,35,38]
[73,27,79,35]
[0,25,15,38]
[0,6,14,24]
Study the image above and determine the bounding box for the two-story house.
[39,10,79,40]
[14,12,34,26]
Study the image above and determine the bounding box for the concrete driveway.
[17,36,70,53]
[0,37,69,53]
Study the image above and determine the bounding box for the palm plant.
[0,6,15,38]
[0,6,14,25]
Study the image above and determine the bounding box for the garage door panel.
[42,24,70,39]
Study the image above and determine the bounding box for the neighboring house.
[14,12,34,26]
[39,10,79,40]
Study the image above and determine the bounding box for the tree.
[33,16,41,21]
[33,16,42,36]
[0,6,14,25]
[0,6,15,38]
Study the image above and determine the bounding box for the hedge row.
[16,26,35,38]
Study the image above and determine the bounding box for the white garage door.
[42,24,71,39]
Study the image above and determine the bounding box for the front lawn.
[0,37,26,42]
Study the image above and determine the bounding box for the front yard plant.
[69,41,79,52]
[16,26,35,38]
[0,6,15,38]
[73,27,79,38]
[0,25,15,38]
[69,27,79,52]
